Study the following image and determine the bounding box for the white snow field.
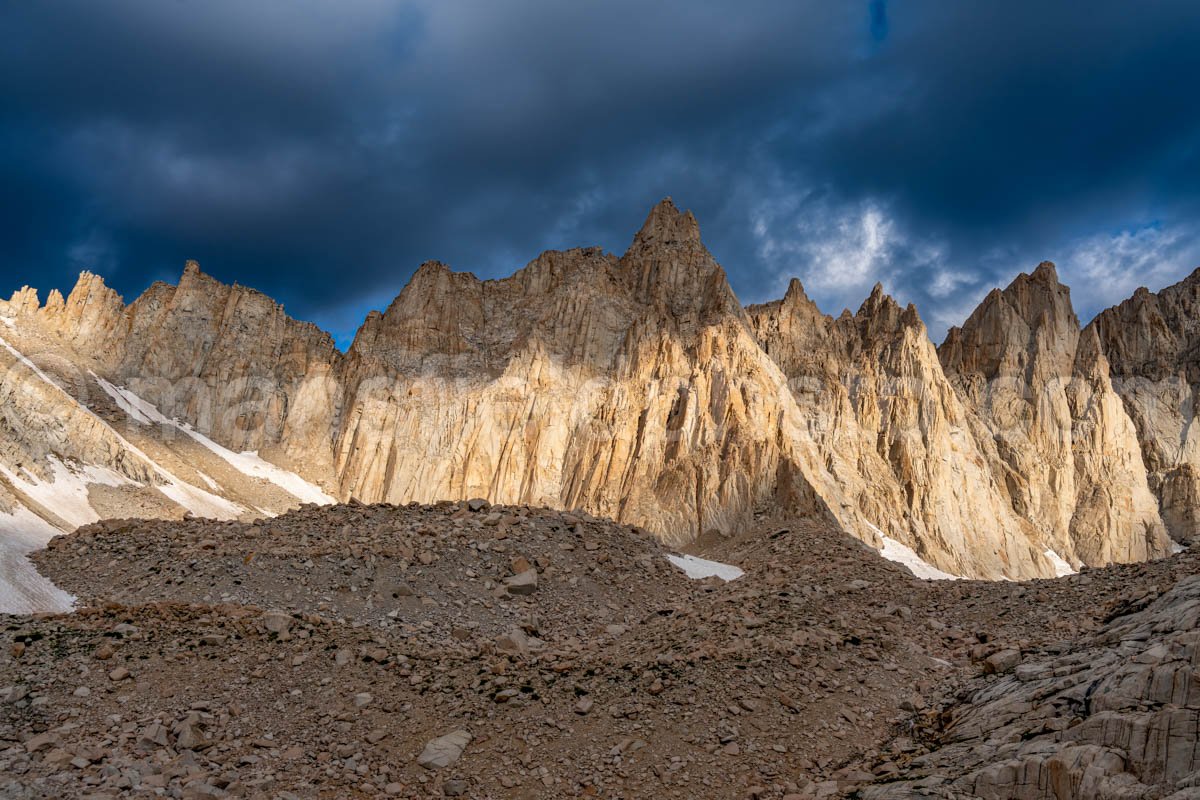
[0,334,248,612]
[0,334,242,520]
[0,456,135,529]
[0,508,74,614]
[666,553,745,581]
[95,376,335,505]
[871,523,962,581]
[1043,549,1077,577]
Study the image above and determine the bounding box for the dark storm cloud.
[1,1,1199,345]
[868,0,888,43]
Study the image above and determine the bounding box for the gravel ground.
[1,501,1196,798]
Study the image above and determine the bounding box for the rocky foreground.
[1,502,1198,799]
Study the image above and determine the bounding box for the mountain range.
[2,198,1198,606]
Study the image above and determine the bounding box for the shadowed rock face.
[0,200,1195,579]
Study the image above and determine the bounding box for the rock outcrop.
[333,201,840,546]
[749,281,1049,578]
[5,263,341,471]
[863,573,1200,799]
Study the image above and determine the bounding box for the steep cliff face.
[749,282,1050,579]
[940,262,1171,565]
[20,261,343,480]
[333,200,840,545]
[1089,268,1200,541]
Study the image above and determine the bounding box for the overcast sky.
[3,2,1199,346]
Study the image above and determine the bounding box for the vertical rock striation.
[1089,268,1200,543]
[749,281,1048,578]
[940,262,1171,565]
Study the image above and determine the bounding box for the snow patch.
[196,471,221,491]
[868,523,962,581]
[194,447,334,506]
[93,374,153,424]
[0,507,74,614]
[0,316,14,329]
[0,342,242,521]
[96,378,335,505]
[0,456,136,530]
[1043,549,1077,577]
[1171,540,1187,555]
[666,553,744,581]
[157,481,243,520]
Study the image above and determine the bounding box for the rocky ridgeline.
[6,199,1200,581]
[3,503,1199,798]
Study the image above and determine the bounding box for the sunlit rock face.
[332,199,840,547]
[1089,267,1200,544]
[0,200,1192,580]
[749,280,1050,579]
[939,263,1172,567]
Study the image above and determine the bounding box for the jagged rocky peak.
[1008,260,1078,330]
[351,245,632,375]
[67,269,119,300]
[350,259,489,368]
[782,277,811,306]
[1030,258,1058,282]
[862,281,891,307]
[108,259,331,386]
[40,270,129,352]
[3,271,130,357]
[353,199,749,375]
[620,197,745,324]
[939,261,1171,564]
[382,259,482,320]
[745,277,831,373]
[747,272,1050,579]
[173,258,234,299]
[1090,265,1200,383]
[749,278,929,371]
[6,285,41,315]
[851,282,925,341]
[1088,265,1200,542]
[21,260,342,461]
[939,260,1079,380]
[3,202,1200,579]
[629,196,702,249]
[745,276,819,319]
[41,289,65,314]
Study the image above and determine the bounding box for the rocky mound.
[34,500,688,646]
[3,504,1199,799]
